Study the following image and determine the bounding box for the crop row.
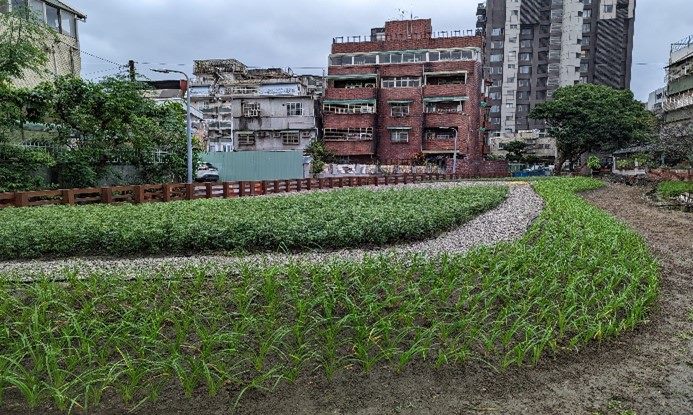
[0,178,660,413]
[0,185,508,260]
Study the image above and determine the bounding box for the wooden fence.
[0,174,473,209]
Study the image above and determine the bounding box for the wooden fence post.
[205,183,214,198]
[285,180,292,192]
[318,178,325,189]
[133,185,145,204]
[101,187,113,204]
[62,189,75,205]
[238,181,245,197]
[306,178,312,191]
[249,181,257,196]
[223,182,231,198]
[162,184,172,202]
[186,183,195,200]
[373,176,378,187]
[274,180,280,194]
[14,192,28,207]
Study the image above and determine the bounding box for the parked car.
[195,162,220,182]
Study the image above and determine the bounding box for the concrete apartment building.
[662,35,693,131]
[324,18,496,173]
[478,0,636,159]
[1,0,86,88]
[190,59,319,153]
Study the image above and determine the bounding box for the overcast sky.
[69,0,690,101]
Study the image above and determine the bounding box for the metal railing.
[332,29,476,44]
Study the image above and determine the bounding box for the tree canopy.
[503,140,528,162]
[529,84,656,173]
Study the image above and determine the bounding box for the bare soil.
[7,183,692,415]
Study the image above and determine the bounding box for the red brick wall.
[325,140,375,156]
[446,158,509,178]
[332,35,483,54]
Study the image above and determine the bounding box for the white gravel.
[0,181,543,279]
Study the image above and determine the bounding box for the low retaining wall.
[648,168,692,182]
[446,158,510,178]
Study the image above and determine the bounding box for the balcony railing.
[332,29,476,44]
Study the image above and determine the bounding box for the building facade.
[647,86,666,114]
[190,59,319,153]
[662,35,693,125]
[324,19,487,167]
[478,0,635,156]
[1,0,86,88]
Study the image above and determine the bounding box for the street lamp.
[152,68,194,184]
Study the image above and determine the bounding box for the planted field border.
[0,174,481,209]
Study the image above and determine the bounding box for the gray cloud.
[70,0,690,101]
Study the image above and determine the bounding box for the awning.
[387,100,413,104]
[327,74,378,81]
[423,96,468,103]
[386,127,412,130]
[322,99,376,105]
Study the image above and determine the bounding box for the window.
[506,89,515,96]
[45,4,60,30]
[490,117,501,124]
[425,101,463,114]
[580,76,588,83]
[281,131,300,145]
[491,28,503,36]
[381,77,420,88]
[536,77,547,87]
[580,62,589,72]
[491,41,505,49]
[582,23,591,32]
[582,36,591,46]
[519,66,532,74]
[521,28,533,36]
[428,51,439,61]
[323,102,375,114]
[507,63,516,69]
[519,52,532,62]
[390,130,410,143]
[488,92,501,99]
[517,91,530,100]
[242,102,260,117]
[490,54,503,62]
[28,0,43,19]
[237,133,255,146]
[517,104,529,113]
[518,79,530,87]
[539,37,549,47]
[490,105,500,113]
[60,11,76,37]
[286,102,303,116]
[508,51,517,61]
[506,102,514,109]
[353,54,376,65]
[390,103,410,117]
[490,67,503,75]
[584,9,592,18]
[580,50,588,58]
[507,76,515,83]
[536,90,547,100]
[509,24,518,29]
[330,55,351,66]
[520,40,532,48]
[508,36,517,43]
[603,4,614,13]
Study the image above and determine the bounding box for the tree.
[39,76,196,186]
[658,120,693,167]
[305,139,332,177]
[529,84,656,174]
[503,140,528,162]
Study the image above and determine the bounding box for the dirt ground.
[7,183,693,415]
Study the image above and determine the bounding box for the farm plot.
[0,185,507,260]
[0,178,661,414]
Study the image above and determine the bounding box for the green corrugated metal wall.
[202,151,305,181]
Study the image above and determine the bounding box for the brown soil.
[6,183,692,415]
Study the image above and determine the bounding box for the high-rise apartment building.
[478,0,635,140]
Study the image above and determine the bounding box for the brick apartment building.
[324,19,504,175]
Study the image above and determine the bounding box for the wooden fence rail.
[0,173,477,209]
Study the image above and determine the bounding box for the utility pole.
[128,60,136,81]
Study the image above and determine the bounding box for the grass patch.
[656,180,693,199]
[0,178,659,412]
[0,185,507,260]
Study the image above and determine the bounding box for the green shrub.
[0,186,508,260]
[657,180,693,198]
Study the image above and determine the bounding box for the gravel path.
[0,181,543,278]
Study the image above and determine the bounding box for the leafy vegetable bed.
[0,178,659,413]
[656,180,693,199]
[0,186,507,260]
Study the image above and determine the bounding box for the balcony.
[324,87,377,101]
[423,84,468,97]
